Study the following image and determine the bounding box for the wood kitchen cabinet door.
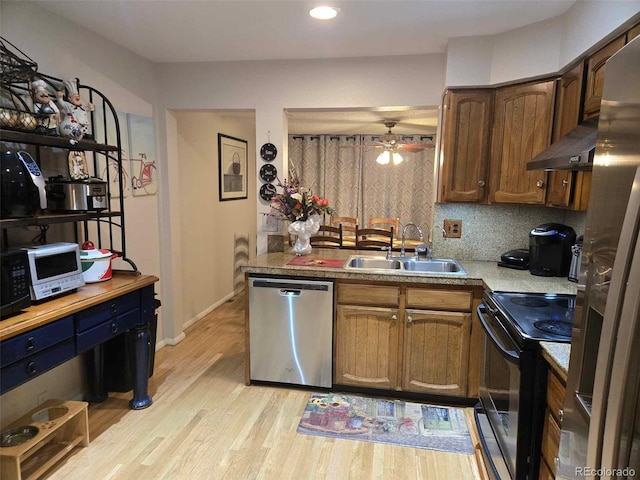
[334,305,400,390]
[547,63,583,208]
[583,35,626,119]
[401,309,470,396]
[439,89,493,203]
[627,23,640,43]
[489,80,555,205]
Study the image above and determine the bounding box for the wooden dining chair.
[310,225,343,248]
[330,216,358,248]
[355,226,394,249]
[330,216,358,235]
[369,217,400,238]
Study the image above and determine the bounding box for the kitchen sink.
[344,255,466,275]
[401,258,466,273]
[345,257,402,270]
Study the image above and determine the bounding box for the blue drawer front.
[75,291,140,332]
[76,308,140,353]
[0,338,76,394]
[0,316,74,368]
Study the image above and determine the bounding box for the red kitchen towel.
[286,257,345,268]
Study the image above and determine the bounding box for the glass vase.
[288,214,320,256]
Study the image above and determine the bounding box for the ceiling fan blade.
[397,143,435,153]
[339,144,383,150]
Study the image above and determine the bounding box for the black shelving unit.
[1,38,137,272]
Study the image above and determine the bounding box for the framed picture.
[218,133,248,201]
[128,114,158,196]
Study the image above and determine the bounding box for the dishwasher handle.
[251,279,330,291]
[279,289,301,297]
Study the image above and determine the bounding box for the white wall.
[559,1,640,66]
[174,111,256,328]
[445,1,640,86]
[155,54,446,262]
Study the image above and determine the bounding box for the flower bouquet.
[269,178,334,255]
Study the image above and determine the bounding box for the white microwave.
[23,242,85,300]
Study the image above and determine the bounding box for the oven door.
[478,303,522,479]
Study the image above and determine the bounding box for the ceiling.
[32,0,576,134]
[34,0,576,64]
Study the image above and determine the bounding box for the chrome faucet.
[401,222,426,258]
[426,225,447,260]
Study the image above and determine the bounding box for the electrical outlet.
[443,219,462,238]
[37,391,47,405]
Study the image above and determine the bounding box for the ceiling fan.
[340,120,435,154]
[340,120,434,165]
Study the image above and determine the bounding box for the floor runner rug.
[297,393,474,454]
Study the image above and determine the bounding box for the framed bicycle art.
[128,114,158,196]
[218,133,248,201]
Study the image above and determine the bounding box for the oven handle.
[477,305,520,364]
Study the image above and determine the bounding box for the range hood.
[527,116,598,171]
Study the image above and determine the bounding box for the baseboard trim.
[158,290,241,349]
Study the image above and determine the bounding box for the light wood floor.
[47,292,487,480]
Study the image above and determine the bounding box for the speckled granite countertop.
[540,342,570,382]
[243,250,577,294]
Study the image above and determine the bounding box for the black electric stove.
[484,291,575,346]
[476,290,576,480]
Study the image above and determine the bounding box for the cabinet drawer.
[0,338,76,394]
[0,316,74,368]
[547,368,566,424]
[76,308,140,353]
[405,288,472,311]
[337,283,400,307]
[541,410,561,476]
[75,290,140,332]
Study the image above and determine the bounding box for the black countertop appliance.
[498,248,529,270]
[1,150,46,218]
[529,223,576,276]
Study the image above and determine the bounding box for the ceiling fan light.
[376,151,391,165]
[309,6,339,20]
[392,152,403,165]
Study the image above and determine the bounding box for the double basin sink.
[344,255,467,275]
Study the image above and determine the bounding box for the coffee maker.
[529,223,576,276]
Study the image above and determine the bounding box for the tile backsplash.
[431,203,586,261]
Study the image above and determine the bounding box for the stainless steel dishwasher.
[248,277,333,388]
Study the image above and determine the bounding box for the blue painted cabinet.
[0,283,156,409]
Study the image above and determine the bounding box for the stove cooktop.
[487,291,576,343]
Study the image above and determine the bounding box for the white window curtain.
[288,134,435,232]
[288,135,363,221]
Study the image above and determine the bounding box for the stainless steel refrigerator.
[557,36,640,479]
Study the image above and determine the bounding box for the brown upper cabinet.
[628,23,640,43]
[438,22,638,209]
[488,80,555,205]
[551,63,584,143]
[583,34,626,119]
[546,62,584,209]
[439,89,493,203]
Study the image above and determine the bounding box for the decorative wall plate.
[259,183,277,201]
[259,163,278,182]
[260,143,277,161]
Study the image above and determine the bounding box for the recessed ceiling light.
[310,6,339,20]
